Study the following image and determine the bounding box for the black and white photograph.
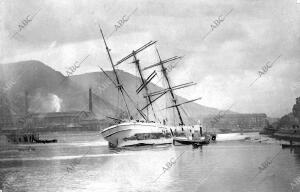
[0,0,300,191]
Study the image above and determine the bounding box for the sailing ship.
[98,27,201,148]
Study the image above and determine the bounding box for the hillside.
[0,60,229,124]
[0,60,119,118]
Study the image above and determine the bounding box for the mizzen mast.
[142,49,201,126]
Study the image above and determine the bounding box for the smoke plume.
[29,92,63,113]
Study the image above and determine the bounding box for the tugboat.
[173,125,212,146]
[98,27,201,148]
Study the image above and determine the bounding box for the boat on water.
[281,140,300,148]
[101,121,173,147]
[281,143,300,148]
[173,125,215,146]
[98,27,201,148]
[173,136,210,145]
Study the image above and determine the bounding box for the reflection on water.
[1,133,300,192]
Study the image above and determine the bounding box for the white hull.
[101,122,173,147]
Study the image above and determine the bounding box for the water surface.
[0,132,299,192]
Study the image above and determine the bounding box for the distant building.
[203,113,267,132]
[293,97,300,120]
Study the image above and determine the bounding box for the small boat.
[173,125,215,146]
[173,136,210,146]
[281,143,300,148]
[33,138,57,144]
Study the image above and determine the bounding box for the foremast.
[98,26,147,121]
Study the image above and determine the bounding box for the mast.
[132,51,158,122]
[142,50,199,126]
[114,41,158,121]
[155,49,184,125]
[98,26,131,118]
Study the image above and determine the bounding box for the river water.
[0,132,299,192]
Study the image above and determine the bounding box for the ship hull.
[173,136,210,145]
[101,122,173,148]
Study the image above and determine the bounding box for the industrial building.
[0,88,104,138]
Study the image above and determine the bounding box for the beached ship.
[98,27,200,148]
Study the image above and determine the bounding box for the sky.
[0,0,300,118]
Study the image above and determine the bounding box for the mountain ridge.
[0,60,235,124]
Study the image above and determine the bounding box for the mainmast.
[114,41,158,122]
[98,26,131,118]
[132,52,153,121]
[155,49,184,125]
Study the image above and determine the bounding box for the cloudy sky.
[0,0,299,117]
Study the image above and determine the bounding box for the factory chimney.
[89,88,93,112]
